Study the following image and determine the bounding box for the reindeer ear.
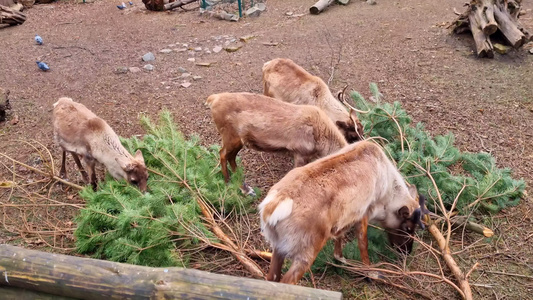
[398,206,410,220]
[336,120,348,130]
[115,157,133,172]
[134,149,145,164]
[407,184,418,200]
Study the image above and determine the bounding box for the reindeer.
[259,140,425,284]
[262,58,365,143]
[53,97,148,192]
[205,92,348,184]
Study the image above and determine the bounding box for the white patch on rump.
[266,198,293,227]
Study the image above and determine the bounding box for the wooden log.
[468,13,494,58]
[451,216,494,237]
[164,0,196,10]
[0,4,26,26]
[472,0,498,35]
[0,245,342,300]
[310,0,335,15]
[0,286,76,300]
[493,3,526,48]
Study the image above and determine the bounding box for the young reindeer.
[53,97,148,192]
[206,92,348,183]
[259,140,425,284]
[262,58,365,143]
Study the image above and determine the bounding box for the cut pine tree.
[452,0,532,58]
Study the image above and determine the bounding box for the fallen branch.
[451,216,494,237]
[426,216,473,300]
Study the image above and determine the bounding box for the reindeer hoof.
[240,182,256,197]
[334,255,347,264]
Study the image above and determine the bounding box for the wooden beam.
[0,245,342,299]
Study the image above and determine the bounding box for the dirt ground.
[1,0,533,298]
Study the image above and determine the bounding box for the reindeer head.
[387,193,428,254]
[120,150,149,192]
[336,86,365,143]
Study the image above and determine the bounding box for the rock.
[178,67,188,73]
[144,64,154,71]
[115,66,128,74]
[239,35,256,42]
[205,50,212,54]
[494,43,511,54]
[285,11,293,16]
[213,46,223,53]
[193,75,202,81]
[187,58,196,62]
[142,52,155,61]
[194,47,202,52]
[196,62,214,67]
[129,67,141,73]
[10,114,19,125]
[181,73,191,78]
[175,48,188,52]
[366,0,376,4]
[255,3,266,11]
[181,82,192,88]
[338,0,350,4]
[529,48,533,55]
[230,14,239,22]
[245,7,261,17]
[159,49,173,54]
[224,45,243,52]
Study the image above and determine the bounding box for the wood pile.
[452,0,532,58]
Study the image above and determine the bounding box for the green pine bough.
[75,111,254,267]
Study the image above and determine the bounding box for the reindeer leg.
[281,238,327,285]
[59,151,67,179]
[267,249,286,282]
[85,158,97,191]
[334,237,347,264]
[355,216,370,265]
[71,153,89,183]
[293,154,307,168]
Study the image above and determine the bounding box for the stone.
[196,62,214,67]
[142,52,155,61]
[159,49,173,54]
[193,75,202,81]
[194,47,202,52]
[239,35,256,42]
[213,46,223,53]
[494,43,511,54]
[181,82,192,88]
[337,0,350,4]
[187,58,196,62]
[115,66,128,74]
[366,0,376,4]
[245,7,261,17]
[255,3,266,11]
[529,48,533,54]
[230,14,239,22]
[224,45,243,52]
[178,67,188,73]
[181,73,191,78]
[144,64,154,71]
[129,67,141,73]
[175,48,188,52]
[168,44,176,48]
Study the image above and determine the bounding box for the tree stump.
[452,0,532,58]
[0,4,26,26]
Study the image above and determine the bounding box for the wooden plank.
[0,245,342,300]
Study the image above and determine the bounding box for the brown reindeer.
[205,92,348,183]
[262,58,365,143]
[53,97,148,192]
[259,141,424,284]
